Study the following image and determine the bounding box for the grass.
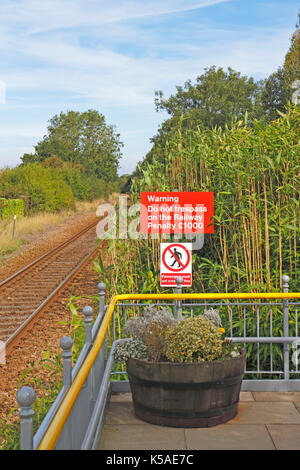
[0,352,64,450]
[0,196,118,260]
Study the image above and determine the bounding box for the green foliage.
[42,155,108,200]
[0,157,109,215]
[0,355,63,450]
[260,67,294,122]
[106,105,299,376]
[131,106,300,294]
[41,155,65,168]
[0,163,74,213]
[260,13,299,122]
[0,417,20,450]
[165,316,224,363]
[63,298,86,361]
[21,109,123,182]
[60,165,107,201]
[284,12,300,76]
[119,174,132,193]
[0,198,25,219]
[155,66,263,129]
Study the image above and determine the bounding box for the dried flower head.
[113,339,148,363]
[122,306,175,362]
[142,305,175,327]
[203,308,222,327]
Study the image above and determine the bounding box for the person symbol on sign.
[170,247,182,268]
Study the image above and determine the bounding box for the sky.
[0,0,299,175]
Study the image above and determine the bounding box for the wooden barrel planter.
[127,350,246,427]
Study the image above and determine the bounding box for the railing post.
[60,336,73,387]
[98,283,106,367]
[17,386,36,450]
[175,276,183,320]
[83,306,93,346]
[98,282,106,318]
[282,275,290,380]
[93,283,106,400]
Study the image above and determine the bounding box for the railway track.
[0,219,102,354]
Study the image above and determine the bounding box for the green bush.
[165,316,223,363]
[0,164,74,213]
[0,198,25,219]
[61,166,107,201]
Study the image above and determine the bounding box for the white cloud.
[0,0,297,172]
[0,124,45,138]
[1,25,290,110]
[1,0,231,33]
[0,0,293,111]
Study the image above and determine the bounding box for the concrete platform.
[99,392,300,450]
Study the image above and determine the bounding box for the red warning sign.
[141,192,214,234]
[160,243,192,287]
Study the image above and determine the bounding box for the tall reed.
[131,107,299,294]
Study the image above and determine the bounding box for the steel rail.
[5,243,101,354]
[1,218,101,353]
[37,290,300,450]
[0,219,99,289]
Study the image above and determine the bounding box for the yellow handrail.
[38,291,300,450]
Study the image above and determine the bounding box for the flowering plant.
[113,306,241,364]
[114,305,175,363]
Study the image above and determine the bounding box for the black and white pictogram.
[160,243,192,286]
[162,244,190,272]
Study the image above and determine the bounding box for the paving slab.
[228,402,300,424]
[185,424,275,450]
[293,401,300,413]
[105,402,148,425]
[252,392,300,402]
[100,395,300,450]
[267,425,300,450]
[110,393,133,402]
[100,424,186,450]
[110,392,254,402]
[240,392,254,401]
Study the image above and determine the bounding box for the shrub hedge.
[0,161,108,216]
[0,198,25,219]
[0,164,74,214]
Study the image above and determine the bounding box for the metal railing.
[16,276,300,450]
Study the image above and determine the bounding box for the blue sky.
[0,0,298,175]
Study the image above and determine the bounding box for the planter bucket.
[127,351,246,427]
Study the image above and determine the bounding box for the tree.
[284,11,300,81]
[154,66,262,129]
[261,12,299,121]
[21,109,123,182]
[260,67,292,121]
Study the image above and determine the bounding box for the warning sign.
[141,192,214,234]
[160,243,192,287]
